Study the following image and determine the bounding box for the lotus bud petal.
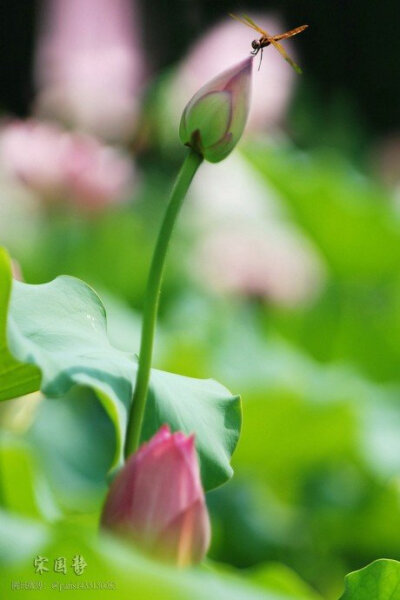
[179,57,252,163]
[101,425,211,567]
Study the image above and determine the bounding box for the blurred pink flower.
[0,120,135,211]
[187,154,276,226]
[172,14,295,136]
[63,134,135,210]
[101,425,210,567]
[35,0,146,141]
[0,120,66,196]
[192,224,324,307]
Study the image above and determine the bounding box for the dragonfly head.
[251,39,261,54]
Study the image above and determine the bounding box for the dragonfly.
[229,13,308,74]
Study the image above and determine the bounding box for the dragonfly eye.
[251,39,260,50]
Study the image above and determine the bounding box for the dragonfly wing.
[273,25,309,41]
[229,13,262,34]
[241,14,268,36]
[268,37,303,74]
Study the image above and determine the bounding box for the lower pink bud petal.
[101,425,210,567]
[154,498,211,567]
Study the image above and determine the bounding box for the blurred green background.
[0,1,399,599]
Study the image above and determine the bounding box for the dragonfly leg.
[258,48,263,70]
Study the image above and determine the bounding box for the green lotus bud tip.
[179,57,253,163]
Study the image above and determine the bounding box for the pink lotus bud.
[101,425,211,567]
[179,57,252,163]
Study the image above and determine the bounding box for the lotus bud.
[101,425,211,567]
[179,57,252,163]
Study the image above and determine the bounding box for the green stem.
[125,149,203,457]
